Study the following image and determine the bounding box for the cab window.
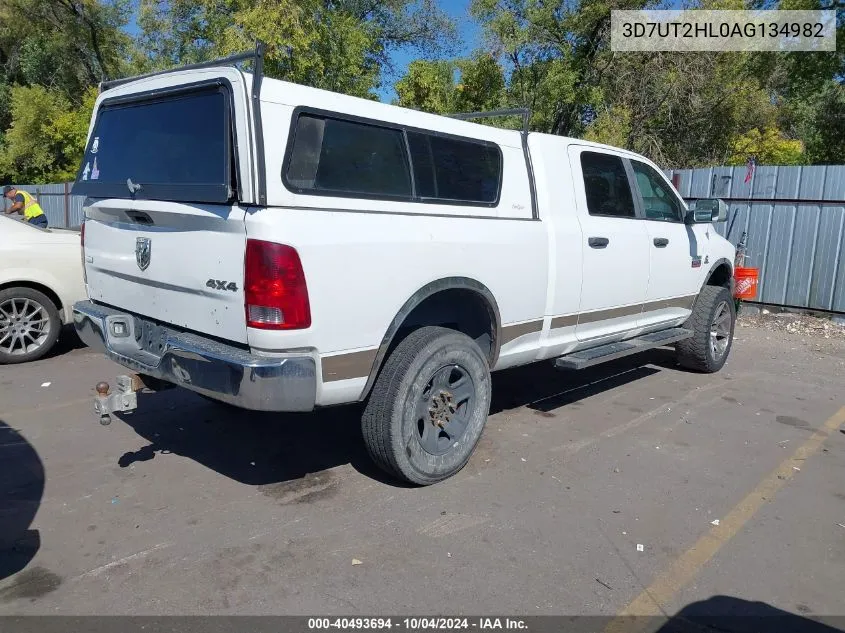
[631,161,683,222]
[580,152,636,218]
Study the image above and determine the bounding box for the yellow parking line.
[605,405,845,633]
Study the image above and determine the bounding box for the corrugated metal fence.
[1,183,85,228]
[667,165,845,314]
[5,165,845,313]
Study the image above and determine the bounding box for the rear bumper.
[73,300,316,412]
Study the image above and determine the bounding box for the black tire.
[676,285,735,373]
[362,326,492,486]
[0,287,62,365]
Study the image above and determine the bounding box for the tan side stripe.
[554,294,698,329]
[323,294,699,380]
[500,319,544,345]
[645,294,697,312]
[321,349,377,382]
[577,304,641,325]
[550,314,578,329]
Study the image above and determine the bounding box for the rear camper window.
[73,86,231,203]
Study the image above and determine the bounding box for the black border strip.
[280,205,538,221]
[251,42,267,206]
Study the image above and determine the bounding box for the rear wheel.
[676,285,735,373]
[0,287,62,364]
[362,326,492,485]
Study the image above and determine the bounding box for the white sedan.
[0,215,86,363]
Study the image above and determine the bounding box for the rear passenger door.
[629,159,703,329]
[568,147,650,342]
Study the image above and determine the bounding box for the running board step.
[554,328,693,370]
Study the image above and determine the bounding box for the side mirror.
[686,198,728,224]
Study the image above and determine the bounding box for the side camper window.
[406,132,500,204]
[284,110,503,206]
[285,114,412,198]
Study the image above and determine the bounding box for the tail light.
[244,239,311,330]
[80,221,87,285]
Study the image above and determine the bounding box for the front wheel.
[676,285,736,373]
[362,326,492,485]
[0,287,62,364]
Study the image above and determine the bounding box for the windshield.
[72,84,232,204]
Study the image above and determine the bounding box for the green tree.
[726,126,804,165]
[462,0,842,166]
[786,81,845,164]
[394,55,506,114]
[586,50,788,166]
[395,60,457,113]
[0,0,134,182]
[470,0,657,136]
[0,85,97,182]
[136,0,456,98]
[583,105,631,148]
[0,0,135,98]
[453,55,506,113]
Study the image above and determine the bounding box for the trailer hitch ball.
[95,381,112,426]
[93,376,140,425]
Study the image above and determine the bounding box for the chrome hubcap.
[710,301,731,360]
[0,298,51,356]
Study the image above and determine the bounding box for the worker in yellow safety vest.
[3,185,48,227]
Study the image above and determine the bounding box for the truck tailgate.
[84,200,248,344]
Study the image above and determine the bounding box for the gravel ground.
[738,309,845,340]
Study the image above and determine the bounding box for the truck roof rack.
[448,107,537,220]
[98,42,266,92]
[447,108,531,136]
[98,42,268,207]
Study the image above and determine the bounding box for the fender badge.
[692,257,702,268]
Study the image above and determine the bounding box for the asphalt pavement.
[1,322,844,625]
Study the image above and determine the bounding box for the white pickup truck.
[73,47,736,485]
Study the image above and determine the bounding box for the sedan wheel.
[0,288,61,364]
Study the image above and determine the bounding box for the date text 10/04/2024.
[307,618,528,630]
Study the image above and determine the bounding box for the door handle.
[588,237,610,249]
[653,238,669,248]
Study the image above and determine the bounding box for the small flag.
[744,156,756,184]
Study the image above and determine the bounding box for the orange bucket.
[734,267,759,300]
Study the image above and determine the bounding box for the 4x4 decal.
[206,279,238,292]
